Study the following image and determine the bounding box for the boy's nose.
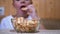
[21,0,25,3]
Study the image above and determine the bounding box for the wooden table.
[0,29,60,34]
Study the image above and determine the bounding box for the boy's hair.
[13,0,33,4]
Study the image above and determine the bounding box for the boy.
[0,0,39,30]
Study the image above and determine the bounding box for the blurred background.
[0,0,60,29]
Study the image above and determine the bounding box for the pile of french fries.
[11,17,38,32]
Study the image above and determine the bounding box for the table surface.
[0,29,60,34]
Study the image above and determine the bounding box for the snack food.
[21,7,28,11]
[12,17,39,32]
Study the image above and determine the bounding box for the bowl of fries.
[11,17,40,33]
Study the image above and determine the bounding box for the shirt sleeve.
[0,18,6,29]
[0,16,14,30]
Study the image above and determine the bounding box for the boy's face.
[13,0,31,10]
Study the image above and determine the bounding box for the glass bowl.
[11,17,40,33]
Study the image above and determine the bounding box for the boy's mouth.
[20,5,26,9]
[20,5,28,11]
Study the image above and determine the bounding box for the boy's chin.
[23,14,29,18]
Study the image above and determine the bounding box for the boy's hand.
[27,5,38,19]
